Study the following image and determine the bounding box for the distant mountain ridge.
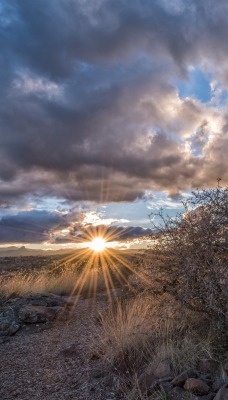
[0,246,76,257]
[0,246,139,257]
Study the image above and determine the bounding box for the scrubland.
[0,185,227,399]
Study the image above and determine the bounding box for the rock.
[223,362,228,375]
[11,389,21,397]
[160,381,173,394]
[147,377,173,395]
[154,360,172,378]
[0,317,20,336]
[28,293,67,308]
[7,321,20,335]
[18,305,58,323]
[214,384,228,400]
[184,378,210,395]
[192,395,215,400]
[171,368,198,387]
[139,370,157,392]
[198,359,219,374]
[200,374,213,386]
[168,386,186,399]
[139,361,172,393]
[212,378,227,392]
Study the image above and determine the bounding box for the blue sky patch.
[176,67,211,103]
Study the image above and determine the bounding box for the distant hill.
[0,246,141,258]
[0,246,76,258]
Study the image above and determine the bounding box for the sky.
[0,0,228,249]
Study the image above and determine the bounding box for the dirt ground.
[0,295,118,400]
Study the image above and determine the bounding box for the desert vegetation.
[91,183,228,398]
[95,294,216,399]
[0,249,136,299]
[147,183,228,330]
[0,184,228,399]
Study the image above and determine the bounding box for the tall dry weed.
[95,294,214,374]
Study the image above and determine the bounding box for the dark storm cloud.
[1,0,228,207]
[0,210,68,243]
[106,226,154,241]
[2,0,228,76]
[0,205,153,244]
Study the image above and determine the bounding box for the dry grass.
[0,264,221,400]
[0,273,47,298]
[96,296,153,370]
[0,268,108,299]
[95,294,214,375]
[93,294,215,399]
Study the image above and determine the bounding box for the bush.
[149,183,228,328]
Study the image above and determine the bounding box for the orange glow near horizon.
[42,224,149,318]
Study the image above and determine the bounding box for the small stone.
[168,386,185,399]
[184,378,210,395]
[171,368,198,387]
[139,370,157,392]
[139,361,172,393]
[199,374,213,386]
[11,390,21,397]
[154,360,172,378]
[7,321,20,335]
[160,381,173,393]
[198,359,219,374]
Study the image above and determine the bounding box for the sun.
[89,237,107,252]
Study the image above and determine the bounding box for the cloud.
[12,72,61,99]
[0,0,228,211]
[53,223,154,244]
[0,210,68,243]
[0,205,153,244]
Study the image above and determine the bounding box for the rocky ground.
[0,292,117,400]
[0,291,228,400]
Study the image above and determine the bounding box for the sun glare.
[89,237,106,252]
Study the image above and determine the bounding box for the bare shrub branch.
[148,183,228,326]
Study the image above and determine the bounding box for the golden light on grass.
[0,223,150,315]
[89,237,106,252]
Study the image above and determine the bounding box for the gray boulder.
[18,305,59,323]
[0,317,20,336]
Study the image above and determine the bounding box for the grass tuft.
[95,294,214,375]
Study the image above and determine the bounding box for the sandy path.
[0,297,115,400]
